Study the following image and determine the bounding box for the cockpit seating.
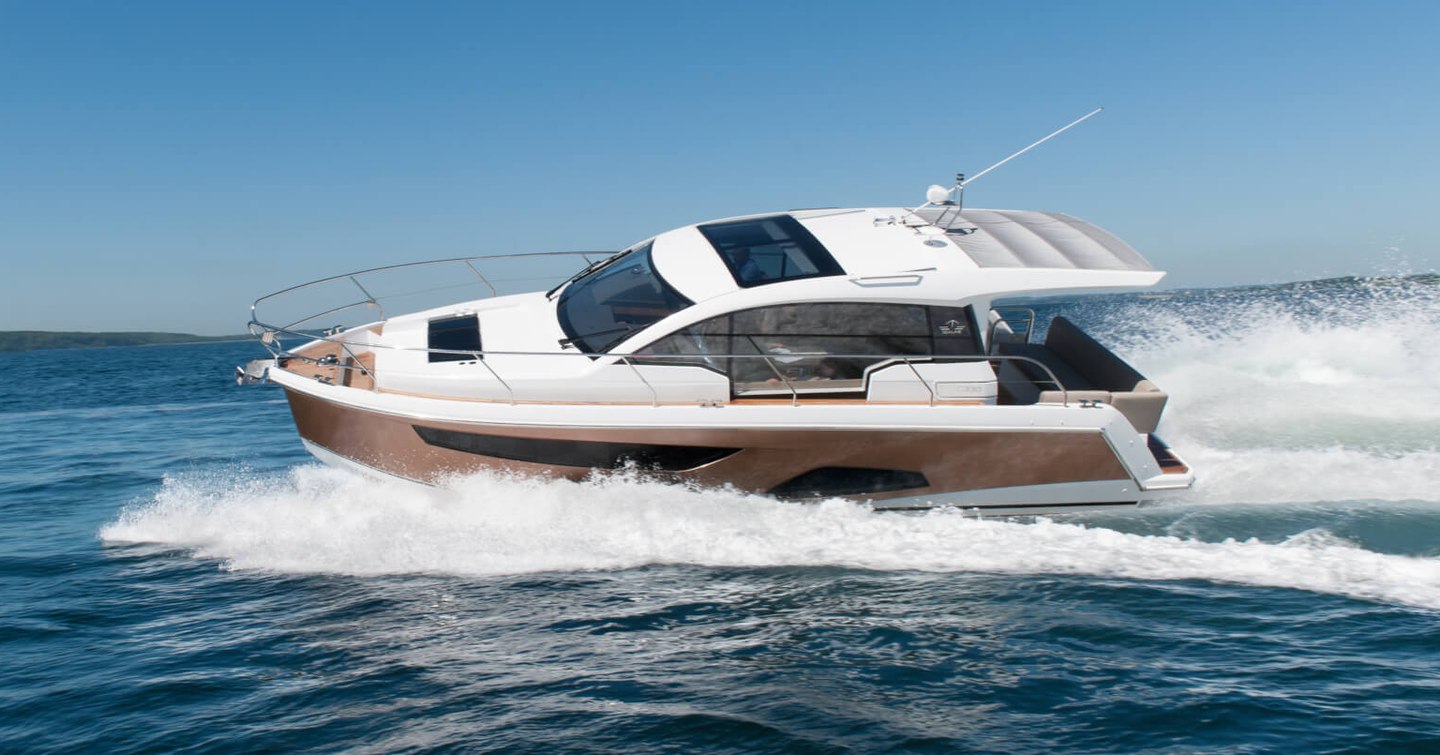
[995,316,1168,433]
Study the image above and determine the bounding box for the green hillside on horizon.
[0,331,248,352]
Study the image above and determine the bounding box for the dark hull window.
[769,467,930,499]
[428,315,482,363]
[414,426,737,470]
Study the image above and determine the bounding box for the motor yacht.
[240,185,1193,515]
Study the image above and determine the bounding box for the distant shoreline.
[5,274,1433,354]
[0,331,251,353]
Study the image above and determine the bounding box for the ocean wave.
[0,399,288,422]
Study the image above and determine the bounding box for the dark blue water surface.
[4,280,1440,753]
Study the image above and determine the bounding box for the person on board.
[730,247,762,283]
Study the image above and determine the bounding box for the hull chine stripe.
[412,425,738,470]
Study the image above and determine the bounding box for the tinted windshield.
[556,243,692,354]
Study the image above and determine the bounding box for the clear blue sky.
[3,0,1436,334]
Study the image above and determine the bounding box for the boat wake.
[102,463,1440,610]
[1103,275,1440,505]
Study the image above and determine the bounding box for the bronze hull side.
[283,388,1131,502]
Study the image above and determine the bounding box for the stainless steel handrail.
[249,258,1073,406]
[260,329,1073,406]
[250,250,614,335]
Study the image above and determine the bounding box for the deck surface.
[280,340,376,391]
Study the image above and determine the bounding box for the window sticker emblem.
[938,319,968,336]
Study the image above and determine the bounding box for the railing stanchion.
[621,357,659,407]
[337,341,377,391]
[348,276,383,320]
[475,354,516,405]
[903,358,937,406]
[463,260,497,297]
[743,336,800,406]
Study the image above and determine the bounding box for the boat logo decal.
[938,319,969,336]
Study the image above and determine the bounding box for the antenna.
[916,106,1104,213]
[963,107,1103,188]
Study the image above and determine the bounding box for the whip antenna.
[963,107,1103,187]
[917,107,1104,214]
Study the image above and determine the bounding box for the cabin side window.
[637,303,980,395]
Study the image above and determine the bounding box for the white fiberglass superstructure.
[242,196,1194,515]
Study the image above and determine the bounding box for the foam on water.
[101,464,1440,610]
[1103,276,1440,505]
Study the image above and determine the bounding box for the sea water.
[2,277,1439,752]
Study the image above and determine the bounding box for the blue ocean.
[3,276,1439,753]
